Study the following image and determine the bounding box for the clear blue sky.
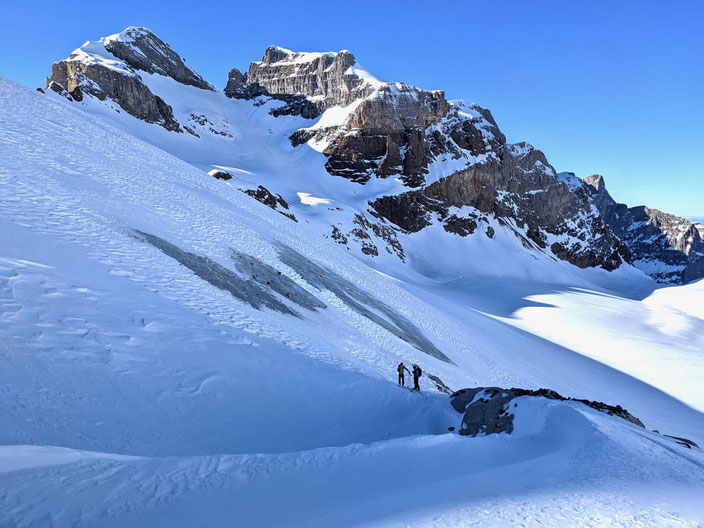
[2,0,702,219]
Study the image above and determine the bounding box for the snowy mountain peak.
[101,27,213,90]
[258,45,344,65]
[104,26,153,44]
[46,27,216,132]
[42,31,630,272]
[71,26,213,91]
[243,45,379,112]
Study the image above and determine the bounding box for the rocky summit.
[583,174,704,283]
[47,27,212,132]
[48,26,704,277]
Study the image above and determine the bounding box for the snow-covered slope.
[3,71,704,526]
[4,399,703,528]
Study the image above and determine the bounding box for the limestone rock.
[47,60,181,132]
[450,387,645,437]
[246,47,375,112]
[103,27,213,90]
[45,27,214,132]
[584,174,704,283]
[371,144,629,270]
[223,68,250,98]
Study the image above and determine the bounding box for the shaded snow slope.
[2,399,703,527]
[2,77,704,526]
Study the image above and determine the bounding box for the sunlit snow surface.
[2,77,704,527]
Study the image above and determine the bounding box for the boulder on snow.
[208,169,233,181]
[451,387,645,437]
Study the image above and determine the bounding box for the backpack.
[415,365,422,377]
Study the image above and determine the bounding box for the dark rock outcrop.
[584,174,704,283]
[328,213,405,261]
[450,387,645,437]
[45,27,213,132]
[236,46,628,270]
[246,47,375,112]
[320,84,457,186]
[102,27,213,90]
[223,68,249,98]
[243,185,297,222]
[47,60,181,131]
[371,145,630,270]
[208,170,233,180]
[47,80,81,102]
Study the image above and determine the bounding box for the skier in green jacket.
[397,362,411,386]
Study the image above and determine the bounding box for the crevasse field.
[1,75,703,527]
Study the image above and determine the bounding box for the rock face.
[224,47,381,119]
[245,47,377,111]
[450,387,645,437]
[584,174,704,283]
[49,59,181,131]
[370,144,630,270]
[46,27,212,132]
[243,185,298,222]
[320,84,454,186]
[42,31,645,273]
[230,47,629,270]
[103,27,213,90]
[223,68,248,98]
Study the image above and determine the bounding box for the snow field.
[2,73,704,527]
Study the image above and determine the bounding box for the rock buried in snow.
[451,387,645,437]
[243,185,298,222]
[208,169,233,180]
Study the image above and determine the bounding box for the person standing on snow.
[412,364,422,392]
[397,362,411,386]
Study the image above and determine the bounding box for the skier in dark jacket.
[397,362,411,386]
[412,364,422,391]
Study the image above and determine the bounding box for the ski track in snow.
[2,75,704,526]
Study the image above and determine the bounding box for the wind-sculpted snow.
[3,397,703,528]
[276,244,452,363]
